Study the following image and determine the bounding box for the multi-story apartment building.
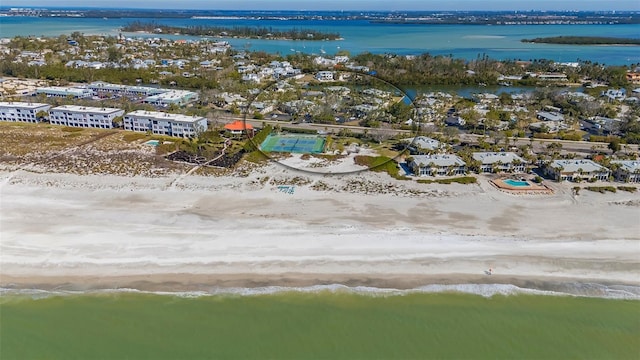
[49,105,124,129]
[0,101,51,123]
[123,110,207,138]
[35,86,93,99]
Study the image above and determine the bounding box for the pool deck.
[491,178,553,194]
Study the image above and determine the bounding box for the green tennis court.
[260,134,325,154]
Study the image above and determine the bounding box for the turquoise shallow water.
[0,17,638,64]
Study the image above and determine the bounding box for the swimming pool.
[503,179,530,187]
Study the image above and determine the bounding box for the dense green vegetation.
[122,21,341,40]
[417,176,478,184]
[617,186,637,193]
[1,293,638,359]
[522,36,640,45]
[585,186,617,193]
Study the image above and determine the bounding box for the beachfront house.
[611,160,640,183]
[123,110,207,138]
[472,152,526,173]
[409,154,467,176]
[49,105,124,129]
[545,159,610,182]
[0,101,51,123]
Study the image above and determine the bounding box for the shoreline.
[3,273,640,299]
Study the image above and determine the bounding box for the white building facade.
[123,110,207,138]
[545,159,610,182]
[49,105,124,129]
[409,154,467,176]
[0,102,51,123]
[611,160,640,183]
[472,152,527,173]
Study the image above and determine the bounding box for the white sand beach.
[1,163,639,292]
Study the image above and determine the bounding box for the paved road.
[214,115,639,154]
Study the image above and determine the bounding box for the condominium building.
[35,86,93,99]
[545,159,610,182]
[472,152,527,173]
[88,81,165,97]
[49,105,124,129]
[409,154,467,176]
[0,101,51,123]
[143,90,199,107]
[123,110,207,138]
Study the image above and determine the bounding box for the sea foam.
[2,282,639,300]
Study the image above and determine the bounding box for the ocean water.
[1,288,639,359]
[0,17,639,64]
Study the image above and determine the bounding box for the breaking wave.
[2,283,639,300]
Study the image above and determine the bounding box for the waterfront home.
[536,73,568,81]
[49,105,124,129]
[611,160,640,183]
[123,110,207,138]
[0,101,51,123]
[545,159,610,182]
[315,71,334,81]
[409,154,467,176]
[602,88,626,102]
[472,152,527,173]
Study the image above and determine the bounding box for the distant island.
[522,36,640,45]
[121,21,341,41]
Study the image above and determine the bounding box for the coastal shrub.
[354,155,409,180]
[617,186,637,193]
[572,186,581,195]
[280,127,318,135]
[584,186,616,194]
[417,176,477,185]
[533,176,543,183]
[243,150,270,163]
[61,127,84,133]
[243,125,272,152]
[123,133,148,142]
[589,135,620,143]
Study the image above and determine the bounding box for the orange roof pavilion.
[224,120,254,132]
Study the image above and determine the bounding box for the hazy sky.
[9,0,640,11]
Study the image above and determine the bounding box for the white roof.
[145,90,196,101]
[36,86,92,95]
[412,154,466,167]
[611,160,640,173]
[472,152,524,164]
[0,101,50,109]
[403,136,440,150]
[50,105,123,114]
[125,110,206,123]
[550,159,608,173]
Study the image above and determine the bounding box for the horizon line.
[2,6,639,12]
